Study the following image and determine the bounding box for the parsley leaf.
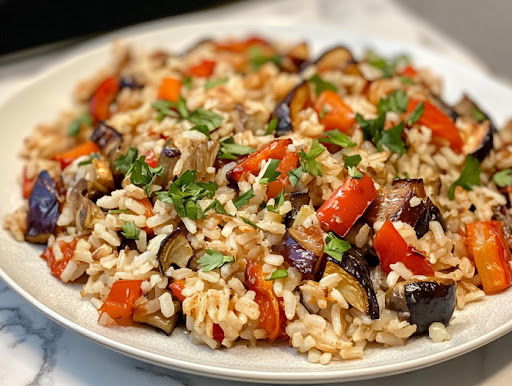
[356,113,407,154]
[365,51,410,78]
[308,74,337,96]
[204,199,231,216]
[288,167,304,187]
[114,147,139,174]
[248,46,281,69]
[240,216,260,229]
[190,124,210,137]
[493,169,512,187]
[267,190,285,213]
[377,90,408,114]
[152,100,181,121]
[324,232,351,262]
[182,76,193,90]
[381,122,407,154]
[267,269,288,280]
[343,154,362,168]
[470,106,486,122]
[399,76,414,85]
[347,167,363,178]
[108,209,129,214]
[233,189,255,208]
[265,117,279,135]
[198,249,235,272]
[218,137,255,160]
[448,155,481,200]
[121,221,141,240]
[259,159,281,184]
[320,129,356,148]
[406,101,424,125]
[127,156,163,195]
[205,77,228,90]
[299,140,326,176]
[68,112,92,137]
[78,153,99,166]
[188,108,223,131]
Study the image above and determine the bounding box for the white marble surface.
[0,0,511,384]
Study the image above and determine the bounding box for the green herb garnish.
[190,124,211,137]
[448,155,481,200]
[114,147,139,174]
[377,90,408,114]
[233,189,255,209]
[288,167,304,187]
[108,209,129,214]
[267,269,288,280]
[365,51,410,78]
[470,106,486,122]
[406,101,424,125]
[320,129,356,148]
[308,74,337,96]
[205,77,228,90]
[267,190,285,213]
[126,156,163,195]
[299,140,326,176]
[343,154,362,168]
[381,122,407,154]
[78,153,99,166]
[324,232,351,262]
[240,216,260,229]
[121,221,141,240]
[356,113,407,154]
[259,159,281,184]
[399,76,414,85]
[265,117,279,135]
[188,108,224,131]
[182,76,193,90]
[204,199,231,216]
[68,112,92,137]
[198,249,235,272]
[218,137,255,160]
[248,46,281,70]
[493,169,512,187]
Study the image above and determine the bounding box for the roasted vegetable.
[68,187,105,232]
[454,95,495,161]
[270,81,311,136]
[99,280,142,324]
[323,247,379,319]
[86,158,115,198]
[492,205,512,247]
[154,140,181,189]
[267,151,299,198]
[281,42,309,73]
[133,306,180,335]
[40,239,77,279]
[191,140,220,181]
[314,46,355,73]
[52,141,100,169]
[284,192,310,228]
[187,59,216,77]
[158,77,181,102]
[157,227,193,275]
[465,221,512,294]
[119,76,144,89]
[25,171,61,244]
[314,90,355,134]
[90,122,122,162]
[272,226,325,280]
[89,76,120,121]
[364,179,445,238]
[386,277,456,334]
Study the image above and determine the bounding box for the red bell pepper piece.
[52,141,100,169]
[136,197,155,236]
[212,323,225,343]
[400,65,418,77]
[406,99,463,152]
[466,221,512,294]
[245,258,285,341]
[317,173,377,236]
[22,166,36,199]
[89,76,119,121]
[187,59,216,77]
[215,36,270,52]
[41,239,78,279]
[314,90,355,134]
[158,77,181,102]
[169,279,186,302]
[227,138,291,183]
[144,150,159,168]
[99,280,142,323]
[267,151,299,198]
[374,220,434,275]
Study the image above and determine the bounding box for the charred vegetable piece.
[86,158,115,198]
[90,122,122,161]
[154,140,181,189]
[99,280,142,324]
[314,90,355,134]
[272,227,325,280]
[386,277,456,334]
[453,95,495,161]
[492,205,512,247]
[323,248,379,319]
[284,192,310,228]
[271,81,311,136]
[344,220,374,256]
[25,171,60,244]
[52,141,100,169]
[157,228,193,275]
[191,140,220,181]
[68,187,105,232]
[281,42,309,73]
[314,46,355,73]
[133,306,180,335]
[89,76,120,121]
[119,76,144,89]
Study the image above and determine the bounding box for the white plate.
[1,22,511,384]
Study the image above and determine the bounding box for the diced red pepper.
[267,151,299,198]
[400,65,418,77]
[245,258,285,341]
[317,173,377,236]
[99,280,142,323]
[215,36,270,52]
[136,197,155,236]
[314,90,355,134]
[374,220,434,275]
[227,138,291,183]
[41,239,78,279]
[158,77,181,102]
[187,59,216,77]
[169,279,186,302]
[89,76,119,121]
[406,99,463,152]
[144,150,159,168]
[52,141,100,169]
[22,166,36,199]
[212,323,225,343]
[466,221,512,294]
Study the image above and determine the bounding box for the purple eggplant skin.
[119,77,144,89]
[271,81,310,136]
[284,192,310,228]
[332,248,380,319]
[25,171,61,244]
[386,278,456,334]
[272,233,324,280]
[90,122,122,157]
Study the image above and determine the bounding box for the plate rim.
[1,20,512,383]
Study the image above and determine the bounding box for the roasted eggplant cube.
[90,122,122,157]
[386,278,456,334]
[133,303,181,335]
[271,81,311,136]
[25,171,61,244]
[323,248,379,319]
[154,141,181,189]
[157,228,193,275]
[314,46,355,73]
[284,192,310,228]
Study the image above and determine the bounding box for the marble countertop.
[1,1,510,384]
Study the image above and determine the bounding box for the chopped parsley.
[114,147,138,174]
[182,76,193,90]
[377,90,408,114]
[406,102,424,125]
[267,190,285,213]
[152,99,180,121]
[240,216,260,229]
[155,170,218,220]
[248,46,282,70]
[204,199,231,216]
[448,155,481,200]
[78,153,99,166]
[493,169,512,187]
[381,122,407,154]
[298,140,326,176]
[399,76,414,85]
[470,106,486,122]
[324,232,351,262]
[218,137,255,160]
[121,221,141,240]
[267,269,288,280]
[190,124,210,137]
[127,156,163,195]
[356,113,407,154]
[68,112,92,137]
[288,167,304,187]
[205,77,228,90]
[343,154,362,168]
[108,209,129,214]
[265,117,279,135]
[188,108,224,131]
[365,51,410,78]
[198,249,235,272]
[233,189,255,209]
[347,167,363,178]
[308,74,337,96]
[259,159,281,184]
[319,129,356,148]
